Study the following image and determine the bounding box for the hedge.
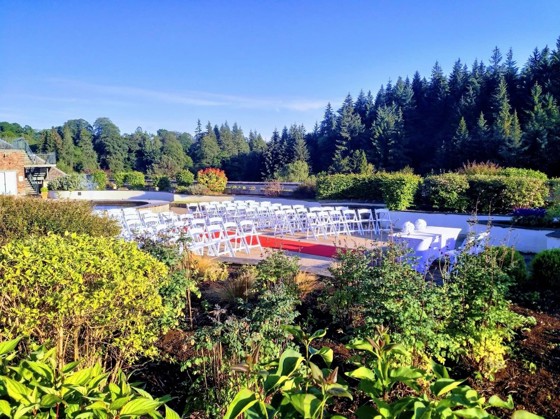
[421,173,470,212]
[467,175,548,213]
[317,170,549,214]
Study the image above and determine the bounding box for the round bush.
[531,249,560,289]
[176,169,195,186]
[197,168,228,193]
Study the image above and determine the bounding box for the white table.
[389,231,442,273]
[418,226,462,251]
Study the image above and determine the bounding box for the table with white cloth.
[417,226,462,252]
[389,231,444,273]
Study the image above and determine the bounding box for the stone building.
[0,138,65,195]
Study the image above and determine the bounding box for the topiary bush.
[125,170,146,189]
[377,171,421,210]
[197,168,228,193]
[420,173,469,212]
[531,248,560,290]
[0,233,174,370]
[0,196,120,246]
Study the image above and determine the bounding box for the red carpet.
[258,235,339,258]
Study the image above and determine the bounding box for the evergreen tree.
[316,103,338,172]
[75,127,98,173]
[288,124,309,163]
[93,117,126,172]
[193,122,221,169]
[371,104,407,171]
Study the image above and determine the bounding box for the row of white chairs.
[182,200,393,239]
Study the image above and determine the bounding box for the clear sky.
[1,0,559,139]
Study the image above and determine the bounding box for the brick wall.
[0,150,27,194]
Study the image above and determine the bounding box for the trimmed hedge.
[467,175,548,213]
[421,173,470,212]
[377,172,421,210]
[317,170,549,214]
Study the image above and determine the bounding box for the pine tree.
[289,124,309,163]
[371,104,407,171]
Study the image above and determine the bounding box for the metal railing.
[0,137,57,165]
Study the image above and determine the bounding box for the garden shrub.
[466,175,548,213]
[176,169,195,186]
[0,196,120,246]
[486,245,528,286]
[420,173,469,212]
[0,233,174,370]
[459,161,502,175]
[177,183,212,195]
[293,177,317,199]
[91,170,108,190]
[377,171,421,210]
[316,173,383,200]
[48,173,87,191]
[197,168,228,193]
[113,171,126,187]
[531,248,560,290]
[500,167,548,180]
[153,174,171,191]
[0,338,178,418]
[549,177,560,203]
[125,170,146,189]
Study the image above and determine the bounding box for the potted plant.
[40,183,49,199]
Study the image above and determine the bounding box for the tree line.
[1,37,559,179]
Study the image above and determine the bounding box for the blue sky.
[1,1,559,139]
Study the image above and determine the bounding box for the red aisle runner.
[257,235,339,258]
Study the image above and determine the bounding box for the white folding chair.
[375,208,393,234]
[206,225,234,256]
[239,220,262,251]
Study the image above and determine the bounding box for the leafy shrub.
[176,169,195,186]
[48,173,87,191]
[293,176,317,199]
[377,171,421,210]
[0,233,173,369]
[256,250,300,290]
[0,196,120,246]
[278,160,309,182]
[125,171,146,189]
[113,171,126,187]
[226,327,528,419]
[0,338,178,418]
[197,168,228,193]
[316,173,382,200]
[153,174,171,191]
[466,175,548,213]
[420,173,469,212]
[531,249,560,290]
[486,245,528,286]
[176,184,212,195]
[501,167,548,180]
[549,178,560,204]
[91,170,108,190]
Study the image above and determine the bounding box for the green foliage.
[126,171,146,189]
[225,327,348,419]
[486,246,528,286]
[549,178,560,204]
[48,174,87,191]
[278,160,310,182]
[225,328,531,419]
[531,249,560,290]
[113,171,126,187]
[176,184,212,195]
[0,337,178,418]
[256,250,300,291]
[0,233,173,370]
[377,171,421,210]
[0,196,120,247]
[91,170,108,190]
[197,167,228,193]
[316,173,382,201]
[346,328,527,419]
[421,173,470,212]
[500,167,548,180]
[153,174,171,191]
[466,175,548,213]
[176,169,195,186]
